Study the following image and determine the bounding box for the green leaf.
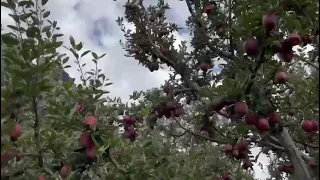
[62,57,69,64]
[43,11,50,18]
[18,1,34,7]
[64,65,71,68]
[26,26,39,38]
[76,42,83,51]
[99,53,107,59]
[52,33,64,39]
[41,0,49,6]
[42,25,51,33]
[105,83,113,86]
[1,33,19,45]
[1,2,10,8]
[7,25,20,31]
[92,52,98,59]
[69,36,75,47]
[81,50,91,57]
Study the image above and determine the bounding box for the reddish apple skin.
[236,140,249,152]
[204,4,213,14]
[302,120,314,132]
[262,14,278,32]
[60,165,72,178]
[224,144,233,153]
[243,159,253,170]
[268,112,280,125]
[287,33,302,46]
[310,120,319,131]
[280,51,294,62]
[160,48,168,56]
[85,116,97,128]
[9,123,22,140]
[200,63,210,71]
[76,104,85,113]
[80,133,94,148]
[243,39,259,56]
[38,176,46,180]
[1,151,16,164]
[85,146,97,160]
[271,41,282,54]
[221,173,231,180]
[255,118,270,132]
[234,102,249,117]
[217,27,225,36]
[274,72,289,84]
[245,112,258,125]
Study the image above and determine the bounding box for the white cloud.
[1,0,270,179]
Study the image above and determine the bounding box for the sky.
[1,0,271,179]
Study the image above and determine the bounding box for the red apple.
[204,4,213,14]
[287,33,301,46]
[280,51,294,62]
[232,149,239,157]
[85,116,97,128]
[243,159,253,170]
[274,72,289,84]
[80,133,94,148]
[60,165,72,178]
[76,104,85,113]
[302,120,314,132]
[85,145,97,159]
[160,48,168,56]
[234,102,249,117]
[262,14,278,32]
[200,63,210,71]
[310,120,319,131]
[236,140,249,152]
[245,112,258,125]
[243,39,259,56]
[1,151,16,164]
[268,112,280,125]
[39,176,46,180]
[255,118,270,132]
[287,109,296,116]
[224,144,233,153]
[9,123,22,140]
[221,172,231,180]
[309,160,318,168]
[270,41,282,54]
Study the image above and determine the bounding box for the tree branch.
[32,96,43,168]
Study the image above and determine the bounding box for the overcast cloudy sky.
[1,0,271,179]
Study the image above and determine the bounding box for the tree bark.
[276,128,313,180]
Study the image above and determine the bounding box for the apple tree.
[1,0,256,179]
[118,0,319,180]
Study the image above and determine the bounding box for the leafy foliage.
[1,0,319,180]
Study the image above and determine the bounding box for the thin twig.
[32,96,43,168]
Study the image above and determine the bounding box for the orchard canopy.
[1,0,319,180]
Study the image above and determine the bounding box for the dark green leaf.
[1,33,19,45]
[76,42,83,51]
[41,0,49,6]
[43,11,50,18]
[7,25,19,31]
[92,52,98,59]
[99,53,107,59]
[64,65,71,68]
[69,36,75,47]
[52,34,64,39]
[42,25,51,33]
[18,1,34,7]
[81,50,91,57]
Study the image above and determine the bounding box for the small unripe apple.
[255,118,270,132]
[200,63,210,71]
[262,14,278,32]
[245,112,258,125]
[287,33,301,46]
[204,4,213,14]
[234,102,248,117]
[243,39,259,56]
[60,165,72,178]
[274,72,289,84]
[85,116,98,129]
[302,120,314,132]
[9,123,22,140]
[268,112,280,125]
